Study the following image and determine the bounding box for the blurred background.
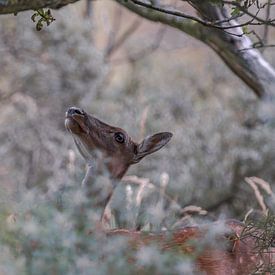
[1,1,275,223]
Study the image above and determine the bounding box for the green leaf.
[231,7,241,16]
[31,9,55,31]
[31,12,38,22]
[242,25,248,34]
[36,19,44,31]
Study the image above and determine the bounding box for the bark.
[115,0,275,99]
[0,0,80,14]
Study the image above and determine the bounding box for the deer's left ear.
[134,132,173,162]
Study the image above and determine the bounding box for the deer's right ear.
[134,132,172,163]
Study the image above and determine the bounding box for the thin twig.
[262,0,271,51]
[104,17,141,60]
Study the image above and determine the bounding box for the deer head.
[65,106,172,179]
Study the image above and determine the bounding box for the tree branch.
[115,0,275,98]
[0,0,80,14]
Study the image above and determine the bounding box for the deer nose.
[66,107,84,116]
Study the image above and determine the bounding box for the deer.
[65,106,172,212]
[65,106,275,275]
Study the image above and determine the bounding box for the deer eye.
[114,132,125,143]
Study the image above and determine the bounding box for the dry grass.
[244,177,274,216]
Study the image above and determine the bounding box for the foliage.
[31,9,55,31]
[1,176,275,274]
[0,178,196,275]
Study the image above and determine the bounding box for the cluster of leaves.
[31,9,55,31]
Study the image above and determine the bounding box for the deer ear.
[134,132,172,162]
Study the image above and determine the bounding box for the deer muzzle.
[65,107,89,135]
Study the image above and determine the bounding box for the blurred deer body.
[94,219,274,275]
[65,107,274,274]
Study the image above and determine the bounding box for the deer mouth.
[65,107,97,161]
[65,107,89,135]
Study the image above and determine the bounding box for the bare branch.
[104,17,142,60]
[0,0,80,14]
[112,26,166,65]
[221,0,275,26]
[104,6,123,58]
[129,0,246,35]
[262,0,272,51]
[131,0,275,30]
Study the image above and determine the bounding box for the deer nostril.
[74,109,83,115]
[67,107,84,116]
